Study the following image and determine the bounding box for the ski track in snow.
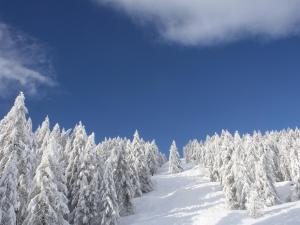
[120,161,300,225]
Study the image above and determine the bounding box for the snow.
[275,181,292,202]
[121,161,300,225]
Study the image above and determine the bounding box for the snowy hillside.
[121,161,300,225]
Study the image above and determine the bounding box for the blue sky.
[1,0,300,154]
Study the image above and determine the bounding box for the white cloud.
[0,22,56,98]
[96,0,300,45]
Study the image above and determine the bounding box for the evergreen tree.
[254,153,279,207]
[35,116,50,162]
[111,143,134,216]
[60,128,72,150]
[131,130,153,193]
[72,133,103,225]
[0,92,35,224]
[145,141,159,176]
[66,122,88,224]
[100,153,119,225]
[49,124,68,196]
[126,140,142,198]
[168,141,183,174]
[23,136,69,225]
[223,161,238,209]
[135,154,153,193]
[0,151,19,225]
[222,133,239,209]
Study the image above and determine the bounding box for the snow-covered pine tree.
[50,123,61,142]
[169,140,183,174]
[222,135,242,209]
[64,128,76,160]
[126,140,142,198]
[97,137,121,162]
[183,139,201,164]
[145,140,160,176]
[23,135,69,225]
[35,116,50,163]
[223,160,238,209]
[131,130,153,193]
[135,152,153,193]
[60,128,73,172]
[100,151,120,225]
[65,122,88,223]
[35,116,50,146]
[183,140,192,164]
[110,142,134,216]
[72,133,103,225]
[219,131,235,186]
[210,131,226,182]
[60,128,72,150]
[254,144,279,207]
[0,151,19,225]
[158,152,167,167]
[0,92,35,224]
[278,134,292,181]
[234,134,258,209]
[26,117,38,172]
[234,160,252,210]
[48,124,68,196]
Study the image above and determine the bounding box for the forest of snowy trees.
[3,92,300,224]
[183,129,300,217]
[0,92,166,225]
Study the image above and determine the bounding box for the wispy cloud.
[95,0,300,46]
[0,22,56,98]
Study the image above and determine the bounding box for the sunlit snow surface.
[121,161,300,225]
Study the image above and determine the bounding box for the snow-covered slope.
[121,161,300,225]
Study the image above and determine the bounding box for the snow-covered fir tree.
[0,92,35,224]
[60,128,72,150]
[35,116,50,164]
[66,122,88,224]
[0,151,19,225]
[23,135,69,225]
[100,152,120,225]
[254,153,279,207]
[145,140,160,176]
[157,152,167,167]
[110,142,134,216]
[35,116,50,147]
[126,140,142,198]
[48,124,68,196]
[169,140,183,174]
[131,130,153,193]
[72,133,103,225]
